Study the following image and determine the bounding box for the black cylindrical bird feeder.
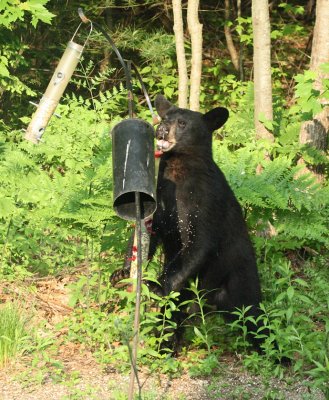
[111,117,157,399]
[111,118,156,220]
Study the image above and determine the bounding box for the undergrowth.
[0,63,328,397]
[0,302,29,366]
[61,257,328,394]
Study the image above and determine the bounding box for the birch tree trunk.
[172,0,189,108]
[187,0,202,111]
[298,0,329,178]
[252,0,274,142]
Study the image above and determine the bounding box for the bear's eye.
[178,119,186,128]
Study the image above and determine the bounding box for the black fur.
[149,95,263,350]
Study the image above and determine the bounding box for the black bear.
[148,95,263,350]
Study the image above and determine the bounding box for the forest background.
[0,1,328,399]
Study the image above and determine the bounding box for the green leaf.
[271,30,282,39]
[293,278,309,287]
[287,286,295,300]
[193,326,206,343]
[258,112,273,131]
[164,86,174,98]
[22,0,55,27]
[297,295,314,305]
[0,56,10,77]
[141,66,151,74]
[145,349,162,358]
[0,196,15,217]
[286,307,293,321]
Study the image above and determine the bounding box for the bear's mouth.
[156,123,177,152]
[156,139,176,152]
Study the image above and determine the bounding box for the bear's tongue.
[157,139,170,150]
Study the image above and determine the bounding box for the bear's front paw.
[110,268,130,287]
[145,280,164,297]
[162,280,174,296]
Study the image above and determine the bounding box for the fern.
[0,94,129,276]
[213,136,329,253]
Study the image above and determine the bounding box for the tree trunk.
[237,0,245,81]
[310,0,329,87]
[187,0,202,111]
[172,0,189,108]
[224,0,239,71]
[252,1,277,237]
[252,0,274,142]
[299,0,329,178]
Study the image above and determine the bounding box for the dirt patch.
[0,353,325,400]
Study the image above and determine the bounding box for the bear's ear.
[202,107,229,132]
[155,95,174,118]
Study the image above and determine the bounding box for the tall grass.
[0,302,28,366]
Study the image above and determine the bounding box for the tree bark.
[310,0,329,87]
[172,0,189,108]
[237,0,245,81]
[299,0,329,178]
[224,0,239,71]
[187,0,203,111]
[252,0,274,142]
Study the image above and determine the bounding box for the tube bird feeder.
[25,41,84,143]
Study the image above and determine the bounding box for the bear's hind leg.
[212,277,265,350]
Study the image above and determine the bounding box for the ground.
[0,276,326,400]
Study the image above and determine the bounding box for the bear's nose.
[156,124,169,139]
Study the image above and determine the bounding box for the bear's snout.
[155,122,177,152]
[156,123,170,140]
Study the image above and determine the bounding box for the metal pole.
[128,191,143,399]
[126,60,135,119]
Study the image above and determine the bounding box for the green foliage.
[235,16,253,45]
[290,68,329,119]
[0,0,55,29]
[141,288,180,354]
[278,3,305,16]
[0,302,29,366]
[62,257,329,395]
[138,60,178,100]
[64,269,183,374]
[0,0,54,100]
[0,37,36,96]
[0,3,328,397]
[241,260,329,395]
[114,27,175,62]
[207,68,329,258]
[181,278,220,355]
[0,90,130,278]
[213,137,329,255]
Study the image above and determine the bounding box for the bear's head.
[154,95,229,153]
